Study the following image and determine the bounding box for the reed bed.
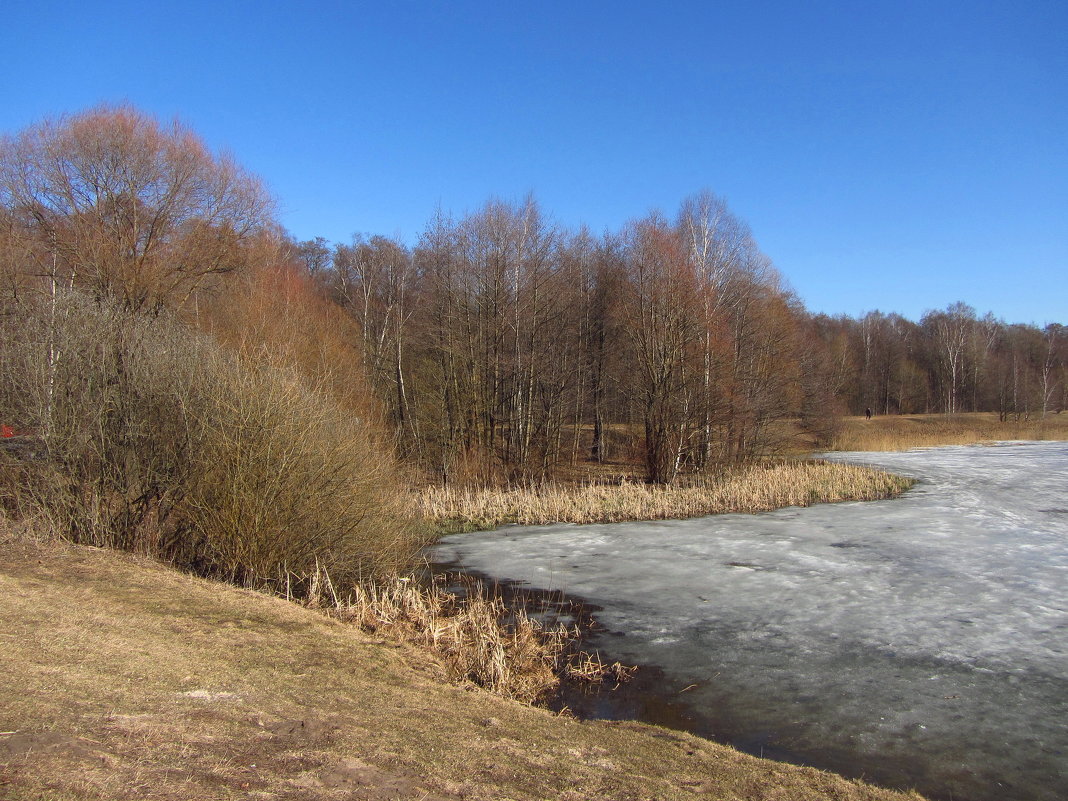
[307,570,631,705]
[420,461,914,534]
[830,412,1068,452]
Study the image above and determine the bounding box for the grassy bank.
[0,531,925,801]
[829,412,1068,452]
[420,461,914,535]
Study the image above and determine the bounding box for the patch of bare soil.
[0,535,926,801]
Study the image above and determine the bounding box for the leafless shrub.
[0,290,422,585]
[0,292,208,549]
[181,359,421,586]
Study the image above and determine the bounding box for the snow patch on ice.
[433,441,1068,801]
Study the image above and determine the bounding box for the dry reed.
[420,461,914,534]
[309,570,631,705]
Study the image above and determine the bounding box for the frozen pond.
[432,442,1068,801]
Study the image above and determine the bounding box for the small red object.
[1,425,14,438]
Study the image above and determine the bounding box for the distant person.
[865,407,872,420]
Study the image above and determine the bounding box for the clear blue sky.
[3,1,1065,325]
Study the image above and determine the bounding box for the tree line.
[2,105,1065,490]
[304,193,806,484]
[298,207,1066,482]
[804,305,1065,421]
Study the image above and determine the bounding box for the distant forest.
[3,106,1065,486]
[293,200,1066,482]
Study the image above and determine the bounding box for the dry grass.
[830,412,1068,452]
[0,532,926,801]
[420,460,914,534]
[312,572,631,705]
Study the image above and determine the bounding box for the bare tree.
[1041,323,1064,417]
[968,312,1001,411]
[923,302,976,414]
[0,104,274,311]
[620,214,701,483]
[677,190,749,466]
[331,234,417,444]
[295,236,332,279]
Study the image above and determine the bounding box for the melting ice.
[432,442,1068,801]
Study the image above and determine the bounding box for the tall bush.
[0,291,421,586]
[183,361,420,584]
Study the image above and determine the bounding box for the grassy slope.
[0,537,924,801]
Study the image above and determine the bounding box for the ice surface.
[432,442,1068,801]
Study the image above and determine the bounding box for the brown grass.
[420,460,914,534]
[0,530,926,801]
[829,412,1068,452]
[313,572,631,705]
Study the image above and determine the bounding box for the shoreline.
[421,459,915,536]
[0,533,926,801]
[426,558,939,799]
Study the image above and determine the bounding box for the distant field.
[828,411,1068,452]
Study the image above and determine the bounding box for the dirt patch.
[291,755,453,799]
[0,731,93,760]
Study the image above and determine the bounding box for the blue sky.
[3,1,1065,324]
